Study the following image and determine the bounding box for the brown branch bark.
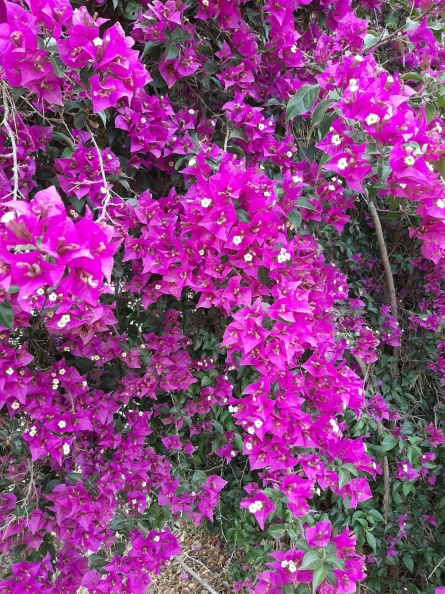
[368,199,398,317]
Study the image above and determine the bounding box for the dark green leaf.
[236,209,250,223]
[229,128,248,142]
[377,157,391,182]
[338,468,351,489]
[0,301,14,331]
[165,43,179,60]
[381,434,397,452]
[124,0,141,20]
[312,565,329,590]
[300,551,323,571]
[288,209,302,230]
[403,552,414,573]
[425,103,436,124]
[73,111,87,130]
[286,84,320,120]
[311,98,336,127]
[400,72,424,82]
[366,531,377,551]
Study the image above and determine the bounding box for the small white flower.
[48,292,57,302]
[5,368,14,376]
[337,157,348,170]
[155,284,162,290]
[58,420,66,429]
[244,253,253,262]
[404,155,415,166]
[286,151,293,158]
[366,113,380,126]
[189,157,197,166]
[246,442,253,450]
[140,118,147,124]
[154,536,160,542]
[354,55,364,62]
[231,450,236,457]
[332,134,342,146]
[292,175,303,183]
[247,427,255,435]
[437,199,445,208]
[188,109,195,115]
[258,123,265,131]
[29,426,37,437]
[288,562,297,573]
[402,464,408,472]
[290,44,297,53]
[93,37,103,46]
[132,499,138,505]
[254,419,263,428]
[62,443,70,455]
[11,401,20,410]
[281,560,289,568]
[233,235,243,245]
[36,288,45,296]
[349,79,359,92]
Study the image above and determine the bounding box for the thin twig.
[367,194,398,318]
[2,81,19,200]
[86,124,112,222]
[176,556,220,594]
[428,553,445,581]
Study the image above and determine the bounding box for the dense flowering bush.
[1,0,445,592]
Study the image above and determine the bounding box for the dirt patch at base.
[148,526,233,594]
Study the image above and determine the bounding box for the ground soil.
[147,525,233,594]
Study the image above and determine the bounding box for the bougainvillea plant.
[1,0,445,592]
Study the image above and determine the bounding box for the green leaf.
[236,208,250,223]
[165,43,179,60]
[312,565,329,590]
[300,551,323,571]
[366,509,384,523]
[377,157,391,183]
[338,468,351,489]
[366,531,377,551]
[341,463,358,477]
[258,266,271,287]
[400,72,424,82]
[425,103,436,124]
[403,552,414,573]
[229,128,248,142]
[363,33,379,51]
[311,98,336,127]
[286,84,320,120]
[0,301,14,331]
[381,434,397,452]
[326,554,345,570]
[73,111,87,130]
[124,0,141,20]
[66,473,83,485]
[288,209,302,230]
[268,524,285,538]
[296,197,318,212]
